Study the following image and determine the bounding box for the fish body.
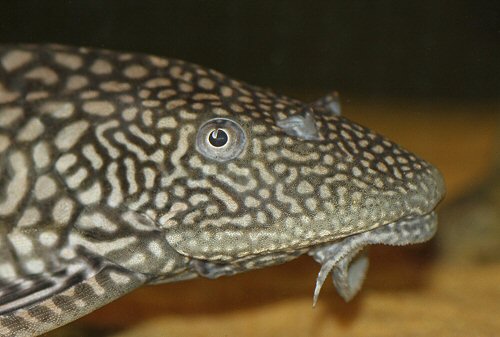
[0,44,445,336]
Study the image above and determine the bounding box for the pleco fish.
[0,44,445,336]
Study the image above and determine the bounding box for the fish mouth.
[308,210,438,305]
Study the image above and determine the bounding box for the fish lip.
[309,209,439,256]
[382,209,439,244]
[308,209,439,305]
[306,203,441,255]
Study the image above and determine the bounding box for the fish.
[0,44,445,336]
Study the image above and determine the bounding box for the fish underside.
[0,44,445,336]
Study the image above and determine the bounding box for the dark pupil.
[208,129,228,147]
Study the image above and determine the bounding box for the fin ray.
[0,261,147,337]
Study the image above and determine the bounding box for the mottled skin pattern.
[0,44,445,336]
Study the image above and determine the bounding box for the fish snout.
[421,165,446,210]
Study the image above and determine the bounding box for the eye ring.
[196,118,246,162]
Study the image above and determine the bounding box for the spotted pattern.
[0,44,445,336]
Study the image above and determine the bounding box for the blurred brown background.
[1,1,499,336]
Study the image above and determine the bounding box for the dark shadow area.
[1,1,499,101]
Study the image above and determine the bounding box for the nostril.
[275,108,321,141]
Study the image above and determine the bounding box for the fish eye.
[208,129,228,147]
[196,118,246,161]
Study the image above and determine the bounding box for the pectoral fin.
[0,260,147,337]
